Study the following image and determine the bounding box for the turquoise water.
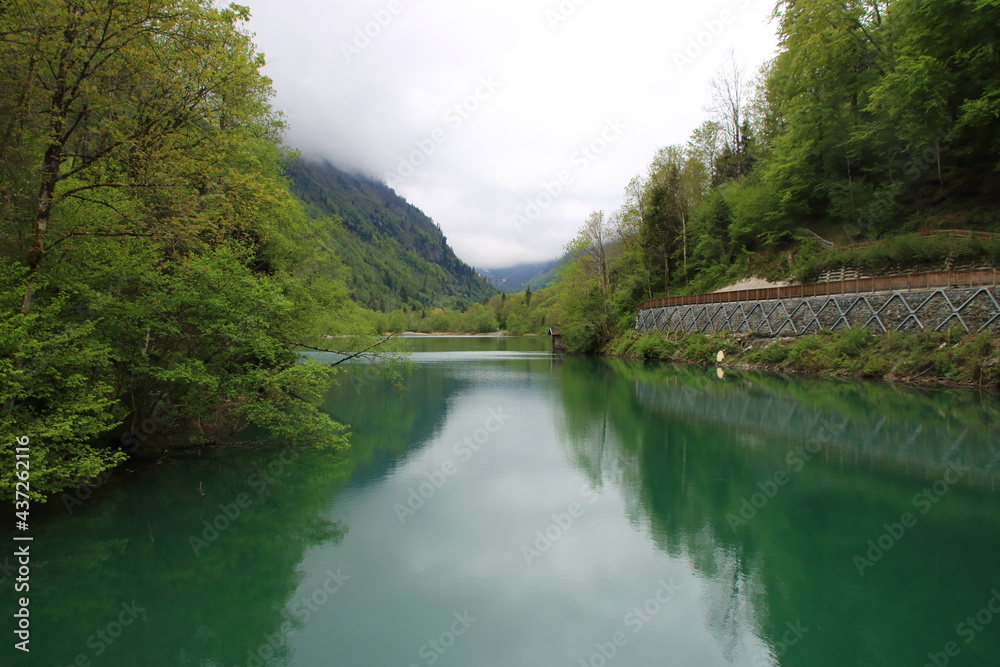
[5,336,1000,666]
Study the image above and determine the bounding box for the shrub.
[786,335,827,371]
[680,333,716,363]
[834,326,874,358]
[632,333,678,359]
[746,342,790,364]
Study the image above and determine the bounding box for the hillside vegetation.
[544,0,1000,354]
[287,159,495,310]
[0,0,406,498]
[361,286,558,335]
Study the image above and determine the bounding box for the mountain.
[285,159,495,310]
[480,259,561,293]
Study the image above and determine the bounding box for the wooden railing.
[637,268,1000,312]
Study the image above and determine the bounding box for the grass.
[793,233,1000,283]
[607,327,1000,388]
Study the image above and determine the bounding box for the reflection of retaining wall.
[635,378,1000,489]
[636,286,1000,336]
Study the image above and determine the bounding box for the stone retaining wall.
[636,287,1000,336]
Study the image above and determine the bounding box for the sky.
[242,0,781,269]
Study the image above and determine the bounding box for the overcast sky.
[243,0,780,269]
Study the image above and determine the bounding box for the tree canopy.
[548,0,1000,352]
[0,0,393,498]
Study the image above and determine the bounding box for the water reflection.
[555,357,1000,666]
[2,448,350,667]
[6,340,1000,667]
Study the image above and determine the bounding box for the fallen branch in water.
[285,332,402,366]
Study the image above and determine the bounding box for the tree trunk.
[847,154,857,216]
[663,247,670,292]
[682,215,688,285]
[22,112,67,315]
[21,17,78,315]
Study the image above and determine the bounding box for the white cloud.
[245,0,779,268]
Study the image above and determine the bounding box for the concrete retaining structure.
[636,286,1000,336]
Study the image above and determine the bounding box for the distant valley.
[478,259,561,293]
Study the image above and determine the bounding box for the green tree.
[0,264,124,493]
[460,304,498,334]
[764,0,892,229]
[641,146,685,291]
[868,55,953,184]
[639,146,707,291]
[607,194,651,316]
[0,0,398,498]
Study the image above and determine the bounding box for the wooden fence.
[637,269,1000,313]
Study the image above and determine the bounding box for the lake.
[6,335,1000,667]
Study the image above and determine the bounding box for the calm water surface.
[6,336,1000,666]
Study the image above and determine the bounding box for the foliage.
[0,265,125,495]
[286,159,495,310]
[794,233,1000,282]
[630,333,680,360]
[355,285,556,335]
[0,0,400,499]
[611,328,1000,388]
[543,0,1000,351]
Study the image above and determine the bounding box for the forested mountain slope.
[286,159,495,310]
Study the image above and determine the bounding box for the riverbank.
[398,331,514,336]
[607,328,1000,389]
